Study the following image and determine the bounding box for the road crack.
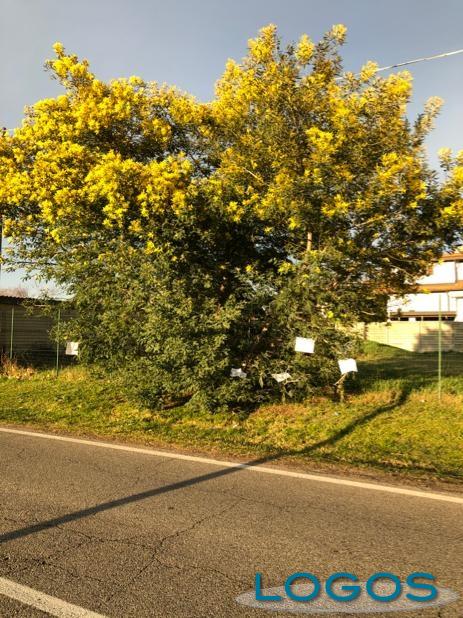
[103,499,240,603]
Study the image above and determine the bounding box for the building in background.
[0,294,71,364]
[388,252,463,322]
[365,253,463,351]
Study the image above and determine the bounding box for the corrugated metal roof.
[0,295,30,303]
[0,295,63,304]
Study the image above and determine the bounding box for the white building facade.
[388,253,463,322]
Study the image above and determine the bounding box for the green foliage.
[59,240,363,410]
[1,26,462,411]
[1,344,463,480]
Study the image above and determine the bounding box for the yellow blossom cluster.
[295,34,315,64]
[0,43,205,255]
[439,149,463,220]
[0,25,459,270]
[207,23,445,247]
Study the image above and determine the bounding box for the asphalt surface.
[0,428,462,617]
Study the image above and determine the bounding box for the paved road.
[0,427,462,617]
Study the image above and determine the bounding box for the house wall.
[387,258,463,320]
[388,291,456,315]
[418,261,458,285]
[364,321,463,352]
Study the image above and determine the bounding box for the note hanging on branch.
[230,368,247,379]
[338,358,357,375]
[294,337,315,354]
[271,372,292,383]
[65,342,79,356]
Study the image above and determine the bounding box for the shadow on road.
[0,389,409,545]
[0,454,276,544]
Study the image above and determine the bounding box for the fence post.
[9,306,14,359]
[55,307,61,377]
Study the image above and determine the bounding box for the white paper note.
[65,342,79,356]
[338,358,357,374]
[271,372,292,383]
[294,337,315,354]
[230,368,247,379]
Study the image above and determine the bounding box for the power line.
[375,48,463,73]
[2,46,463,132]
[335,47,463,81]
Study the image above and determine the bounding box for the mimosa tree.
[1,26,461,409]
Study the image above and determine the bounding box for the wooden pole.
[334,372,348,403]
[306,231,312,253]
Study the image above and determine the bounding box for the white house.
[388,252,463,322]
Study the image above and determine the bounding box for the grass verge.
[0,342,462,483]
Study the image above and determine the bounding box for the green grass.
[0,342,462,482]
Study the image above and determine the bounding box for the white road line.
[0,576,107,617]
[1,426,463,505]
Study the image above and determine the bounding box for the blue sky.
[1,0,463,291]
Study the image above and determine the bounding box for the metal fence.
[357,320,463,402]
[1,299,462,400]
[0,300,74,371]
